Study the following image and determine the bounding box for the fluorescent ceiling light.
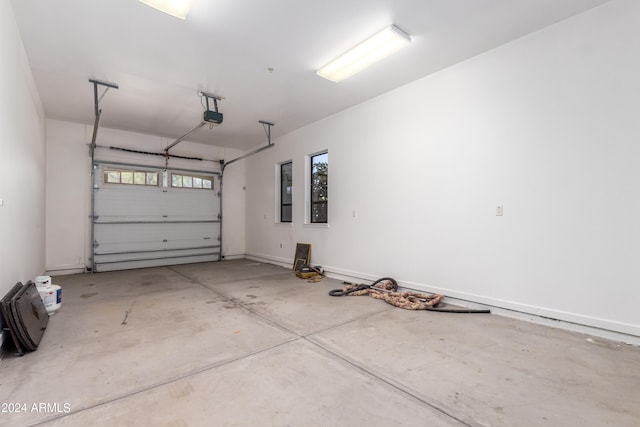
[317,25,411,83]
[139,0,193,19]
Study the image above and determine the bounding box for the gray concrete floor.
[1,260,638,426]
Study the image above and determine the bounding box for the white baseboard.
[221,254,246,261]
[325,265,640,345]
[245,252,293,269]
[470,301,640,347]
[247,254,640,346]
[399,279,640,341]
[46,264,86,276]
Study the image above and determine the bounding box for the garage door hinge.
[162,215,168,218]
[93,185,99,191]
[217,236,221,241]
[217,213,222,220]
[90,214,99,220]
[203,237,211,240]
[217,191,221,197]
[93,240,99,248]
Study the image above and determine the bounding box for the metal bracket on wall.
[88,78,119,158]
[217,120,274,263]
[221,121,275,174]
[201,91,223,114]
[89,79,118,275]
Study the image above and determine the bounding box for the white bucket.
[38,284,62,315]
[35,275,52,287]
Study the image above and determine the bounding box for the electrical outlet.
[496,206,504,216]
[0,198,4,206]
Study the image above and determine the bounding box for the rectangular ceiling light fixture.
[317,25,411,83]
[139,0,193,19]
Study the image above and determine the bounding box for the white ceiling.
[11,0,611,150]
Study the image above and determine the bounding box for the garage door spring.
[329,277,490,313]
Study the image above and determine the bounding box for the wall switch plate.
[496,206,504,216]
[0,198,3,206]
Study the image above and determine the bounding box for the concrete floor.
[1,260,638,426]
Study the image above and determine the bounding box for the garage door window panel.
[104,168,159,187]
[171,173,213,190]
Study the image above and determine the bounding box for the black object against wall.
[293,243,311,272]
[1,283,26,356]
[1,281,49,356]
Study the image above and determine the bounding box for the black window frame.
[310,152,328,224]
[280,161,293,223]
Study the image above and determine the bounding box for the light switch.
[496,206,503,216]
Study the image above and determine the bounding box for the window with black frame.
[310,152,328,223]
[280,162,292,222]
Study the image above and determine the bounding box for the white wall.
[245,0,640,338]
[45,119,246,273]
[0,1,46,347]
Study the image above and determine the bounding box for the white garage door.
[92,162,221,272]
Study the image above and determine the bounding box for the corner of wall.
[0,0,47,299]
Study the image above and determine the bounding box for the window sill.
[304,223,329,228]
[275,222,294,227]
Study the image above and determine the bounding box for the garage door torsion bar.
[106,146,210,162]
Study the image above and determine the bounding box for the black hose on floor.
[424,307,491,314]
[328,284,370,297]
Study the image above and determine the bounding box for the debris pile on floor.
[295,265,325,282]
[291,242,324,282]
[330,277,490,313]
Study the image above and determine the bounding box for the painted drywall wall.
[45,119,246,273]
[0,1,46,348]
[245,0,640,338]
